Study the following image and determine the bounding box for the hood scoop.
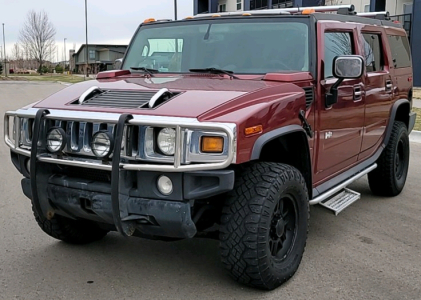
[74,87,178,109]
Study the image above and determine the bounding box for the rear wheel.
[32,205,109,244]
[368,121,410,196]
[220,162,309,290]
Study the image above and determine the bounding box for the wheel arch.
[384,99,411,147]
[250,126,313,199]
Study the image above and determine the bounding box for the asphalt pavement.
[1,81,421,300]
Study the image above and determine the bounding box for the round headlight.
[92,131,114,158]
[46,127,66,153]
[157,176,173,195]
[157,128,176,156]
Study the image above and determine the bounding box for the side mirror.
[113,58,123,70]
[326,55,364,107]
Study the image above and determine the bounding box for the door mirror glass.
[333,55,364,79]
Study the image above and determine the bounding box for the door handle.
[353,85,362,101]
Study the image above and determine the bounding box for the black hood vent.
[75,88,178,109]
[303,86,314,109]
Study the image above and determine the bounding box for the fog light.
[46,127,66,153]
[157,176,173,195]
[92,131,114,158]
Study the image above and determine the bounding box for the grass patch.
[412,107,421,131]
[7,74,92,84]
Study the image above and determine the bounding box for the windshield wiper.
[130,67,159,77]
[189,68,239,79]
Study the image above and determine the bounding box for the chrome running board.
[309,164,377,205]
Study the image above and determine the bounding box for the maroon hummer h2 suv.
[4,5,416,290]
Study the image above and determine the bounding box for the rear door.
[359,28,392,154]
[314,22,365,184]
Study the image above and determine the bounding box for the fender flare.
[250,125,306,160]
[383,99,411,148]
[250,125,313,198]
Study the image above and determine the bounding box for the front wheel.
[368,121,410,196]
[219,162,309,290]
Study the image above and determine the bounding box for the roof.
[74,44,128,56]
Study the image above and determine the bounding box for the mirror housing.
[326,55,364,107]
[113,58,123,70]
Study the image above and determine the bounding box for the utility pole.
[85,0,89,78]
[174,0,178,20]
[2,23,7,77]
[64,38,67,73]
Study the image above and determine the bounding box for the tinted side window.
[324,32,353,78]
[363,33,383,72]
[388,35,411,68]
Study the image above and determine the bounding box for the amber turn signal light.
[302,9,315,14]
[143,18,156,24]
[245,125,263,136]
[201,136,224,153]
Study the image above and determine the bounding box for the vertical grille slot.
[303,86,314,109]
[125,125,140,157]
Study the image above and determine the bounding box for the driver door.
[314,24,365,184]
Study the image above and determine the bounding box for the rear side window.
[362,33,384,72]
[388,35,411,68]
[324,32,354,78]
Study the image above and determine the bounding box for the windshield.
[122,19,310,74]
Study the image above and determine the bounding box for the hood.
[33,74,310,120]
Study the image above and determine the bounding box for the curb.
[410,130,421,144]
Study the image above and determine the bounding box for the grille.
[303,87,314,109]
[80,90,159,109]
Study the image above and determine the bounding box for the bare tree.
[11,43,25,69]
[19,10,56,73]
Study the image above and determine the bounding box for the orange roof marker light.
[143,18,156,24]
[245,125,263,136]
[212,14,221,17]
[302,9,316,15]
[242,13,252,16]
[184,16,194,19]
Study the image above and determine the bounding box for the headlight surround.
[46,127,66,153]
[157,128,176,156]
[92,131,114,158]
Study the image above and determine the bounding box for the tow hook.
[299,110,313,138]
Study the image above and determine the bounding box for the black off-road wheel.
[368,121,410,196]
[220,162,309,290]
[32,205,109,244]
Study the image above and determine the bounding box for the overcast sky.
[0,0,193,62]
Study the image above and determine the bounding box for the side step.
[319,188,361,215]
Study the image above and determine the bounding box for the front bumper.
[6,108,236,238]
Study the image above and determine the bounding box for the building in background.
[72,44,127,74]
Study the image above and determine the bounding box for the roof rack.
[357,11,390,20]
[193,4,390,20]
